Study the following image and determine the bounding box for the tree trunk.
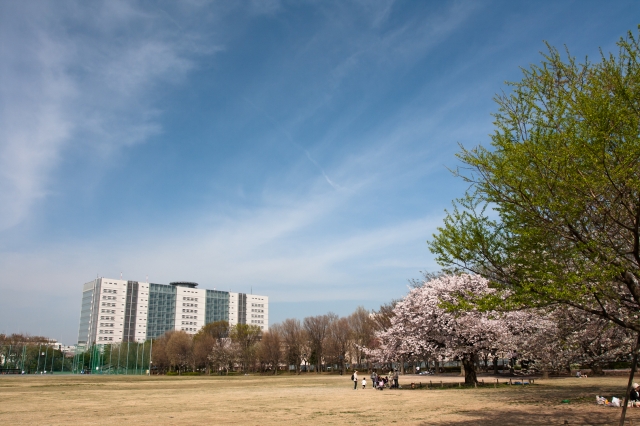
[619,332,640,426]
[462,355,478,385]
[493,356,499,375]
[590,364,604,376]
[459,360,465,377]
[542,369,549,380]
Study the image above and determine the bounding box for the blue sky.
[1,0,638,344]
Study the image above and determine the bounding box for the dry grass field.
[1,373,639,425]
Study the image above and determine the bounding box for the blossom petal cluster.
[370,274,520,363]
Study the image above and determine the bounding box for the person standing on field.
[371,371,378,390]
[353,370,358,390]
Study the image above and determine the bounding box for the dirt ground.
[0,373,639,425]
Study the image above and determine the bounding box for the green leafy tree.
[430,28,640,332]
[429,28,640,423]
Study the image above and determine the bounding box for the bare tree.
[209,337,232,375]
[348,307,375,371]
[280,318,306,374]
[258,326,283,375]
[326,316,351,375]
[372,301,397,332]
[193,334,215,373]
[150,331,173,374]
[0,333,52,346]
[166,331,193,374]
[304,314,334,373]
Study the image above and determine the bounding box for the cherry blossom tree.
[367,274,631,383]
[515,307,634,377]
[371,274,518,384]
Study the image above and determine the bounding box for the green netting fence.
[1,341,153,375]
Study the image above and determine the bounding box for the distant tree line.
[0,333,73,373]
[149,307,382,375]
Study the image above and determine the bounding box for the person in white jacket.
[352,370,358,390]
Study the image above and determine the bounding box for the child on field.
[362,378,366,389]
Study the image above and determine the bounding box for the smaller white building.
[246,294,269,328]
[174,284,206,334]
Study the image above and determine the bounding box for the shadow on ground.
[417,379,639,426]
[420,407,637,426]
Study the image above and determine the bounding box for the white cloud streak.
[0,1,214,230]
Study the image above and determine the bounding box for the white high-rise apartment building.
[228,293,269,328]
[78,278,268,345]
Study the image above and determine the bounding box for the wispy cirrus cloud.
[0,1,219,230]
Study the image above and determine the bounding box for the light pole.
[43,346,48,374]
[148,338,153,376]
[36,345,42,374]
[125,341,130,375]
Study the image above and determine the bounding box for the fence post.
[149,338,153,376]
[117,343,121,374]
[21,346,26,372]
[134,343,137,374]
[43,346,48,373]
